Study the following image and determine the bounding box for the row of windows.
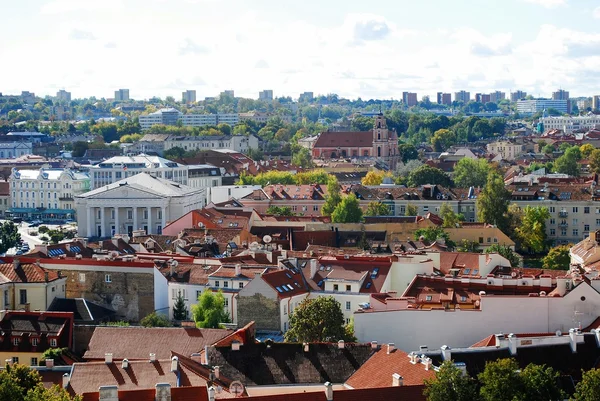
[15,192,59,199]
[97,209,161,220]
[18,182,58,189]
[78,273,112,283]
[14,202,58,209]
[213,280,244,289]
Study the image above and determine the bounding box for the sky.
[1,0,600,101]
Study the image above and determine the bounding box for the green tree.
[322,177,341,217]
[573,368,600,401]
[364,201,390,217]
[478,358,522,401]
[431,128,456,152]
[440,203,463,228]
[405,204,418,216]
[407,165,452,187]
[191,290,231,328]
[542,144,555,154]
[554,146,581,176]
[517,363,563,401]
[0,221,21,254]
[414,227,455,249]
[351,116,374,131]
[266,206,295,216]
[284,296,355,342]
[515,206,550,253]
[140,312,172,327]
[292,147,314,168]
[542,245,571,270]
[424,361,480,401]
[398,143,418,163]
[164,146,186,160]
[173,290,188,320]
[457,239,481,253]
[486,244,520,267]
[331,194,363,223]
[41,347,67,363]
[589,149,600,174]
[0,363,81,401]
[453,158,490,188]
[476,172,510,230]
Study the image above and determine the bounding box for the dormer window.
[50,338,57,347]
[13,338,19,347]
[31,338,38,347]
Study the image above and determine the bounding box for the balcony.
[558,211,568,217]
[59,196,73,201]
[558,222,569,228]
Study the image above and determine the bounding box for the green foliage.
[589,149,600,174]
[424,361,479,401]
[350,116,374,131]
[398,143,418,163]
[407,165,452,187]
[191,290,231,328]
[284,296,354,342]
[517,363,564,401]
[486,244,520,267]
[322,177,342,217]
[266,206,295,216]
[331,194,363,223]
[542,144,555,154]
[164,146,186,160]
[414,227,455,249]
[476,172,511,230]
[292,147,314,168]
[405,204,418,216]
[140,312,172,327]
[453,158,491,188]
[440,203,463,228]
[364,201,390,217]
[573,368,600,401]
[103,321,130,327]
[515,206,550,253]
[119,133,143,143]
[456,239,481,253]
[237,169,331,186]
[173,290,188,320]
[0,363,81,401]
[431,128,456,152]
[41,347,67,362]
[0,221,21,254]
[554,146,581,176]
[542,245,571,270]
[37,225,49,234]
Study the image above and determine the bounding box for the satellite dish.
[229,381,245,397]
[556,330,562,337]
[263,235,272,244]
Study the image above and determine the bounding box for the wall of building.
[238,278,280,330]
[0,351,44,366]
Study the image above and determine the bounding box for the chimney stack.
[310,259,318,279]
[45,359,54,368]
[392,373,404,387]
[98,385,119,401]
[155,383,172,401]
[121,359,129,369]
[507,333,518,355]
[324,382,333,401]
[104,353,113,364]
[370,341,378,350]
[303,343,309,352]
[387,343,395,354]
[232,341,241,351]
[235,264,242,277]
[441,345,451,361]
[337,340,345,349]
[208,386,216,401]
[170,356,179,372]
[13,259,20,270]
[150,353,156,362]
[569,328,581,353]
[214,366,220,379]
[62,373,70,389]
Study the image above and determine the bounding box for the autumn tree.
[589,149,600,174]
[361,170,388,186]
[191,290,231,329]
[440,202,463,228]
[453,158,491,188]
[364,201,390,217]
[476,172,511,231]
[424,361,479,401]
[515,206,550,253]
[542,245,571,270]
[405,204,418,216]
[331,193,363,223]
[284,296,355,342]
[580,143,595,159]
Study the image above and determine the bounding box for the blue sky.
[1,0,599,100]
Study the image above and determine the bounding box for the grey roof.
[78,172,204,198]
[48,298,116,322]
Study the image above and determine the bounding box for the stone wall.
[73,325,96,356]
[237,293,280,331]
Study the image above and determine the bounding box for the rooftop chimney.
[310,259,318,279]
[371,341,378,350]
[150,353,156,362]
[104,353,113,364]
[155,383,172,401]
[13,259,20,270]
[507,333,517,355]
[121,359,129,369]
[235,264,242,277]
[170,356,179,372]
[208,386,216,401]
[98,385,118,401]
[324,382,333,401]
[441,345,451,361]
[424,357,433,370]
[303,343,309,352]
[392,373,404,387]
[45,359,54,368]
[337,340,345,349]
[232,341,241,351]
[62,373,70,389]
[419,345,428,353]
[594,329,600,347]
[214,366,220,379]
[387,343,395,354]
[569,328,581,353]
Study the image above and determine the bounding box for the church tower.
[372,113,389,158]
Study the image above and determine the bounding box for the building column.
[133,207,138,231]
[147,206,152,235]
[114,207,119,236]
[100,207,105,238]
[161,206,166,233]
[86,207,93,238]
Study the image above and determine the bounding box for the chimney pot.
[45,358,54,368]
[370,341,378,349]
[121,359,129,369]
[232,341,241,351]
[104,353,113,364]
[392,373,404,387]
[62,373,70,389]
[303,343,309,352]
[149,353,156,362]
[208,386,216,401]
[170,356,179,372]
[214,366,220,379]
[337,340,345,349]
[387,343,395,354]
[324,382,333,401]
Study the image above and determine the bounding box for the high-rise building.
[489,91,506,103]
[510,91,527,102]
[56,89,71,102]
[20,91,36,104]
[454,90,470,104]
[114,89,130,102]
[516,99,569,114]
[475,93,491,103]
[436,92,451,105]
[220,90,235,98]
[593,96,600,111]
[182,90,196,104]
[299,92,314,102]
[259,90,273,101]
[552,89,570,101]
[402,92,418,107]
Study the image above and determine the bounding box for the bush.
[140,312,172,327]
[38,226,49,234]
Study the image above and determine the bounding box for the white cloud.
[40,0,123,14]
[523,0,567,8]
[594,6,600,19]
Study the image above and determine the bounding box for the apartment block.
[516,99,569,114]
[259,90,273,101]
[510,90,527,102]
[454,90,470,103]
[436,92,451,105]
[402,92,418,107]
[182,90,196,104]
[114,89,130,102]
[56,89,71,102]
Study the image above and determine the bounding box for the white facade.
[89,154,189,189]
[0,142,32,158]
[187,165,222,190]
[540,115,600,134]
[517,99,569,114]
[208,185,261,204]
[9,167,90,219]
[164,135,259,153]
[75,172,205,238]
[354,278,600,352]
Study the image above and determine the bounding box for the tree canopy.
[284,296,355,342]
[486,244,520,267]
[364,201,390,217]
[476,172,511,231]
[424,361,479,401]
[266,206,295,216]
[0,363,81,401]
[331,194,363,223]
[515,206,550,253]
[453,158,491,188]
[173,290,188,320]
[407,165,452,187]
[191,290,231,328]
[0,221,20,254]
[414,227,455,249]
[140,312,172,327]
[322,177,342,217]
[361,170,390,186]
[573,368,600,401]
[440,203,463,228]
[542,245,571,270]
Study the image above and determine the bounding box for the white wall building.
[75,172,205,238]
[89,154,189,189]
[540,115,600,134]
[516,99,569,114]
[0,142,32,159]
[208,185,261,204]
[164,135,259,154]
[8,167,90,221]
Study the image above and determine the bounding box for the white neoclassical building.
[75,172,205,238]
[8,167,90,221]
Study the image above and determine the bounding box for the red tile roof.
[261,269,310,299]
[314,131,373,148]
[160,263,221,285]
[0,261,61,283]
[346,347,435,388]
[210,265,271,279]
[84,327,233,361]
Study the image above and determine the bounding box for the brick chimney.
[155,383,171,401]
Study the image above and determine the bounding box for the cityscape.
[3,1,600,401]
